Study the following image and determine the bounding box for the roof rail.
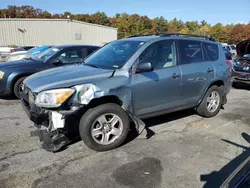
[127,34,156,38]
[160,33,216,41]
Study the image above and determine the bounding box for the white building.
[0,18,117,46]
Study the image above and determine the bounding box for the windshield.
[84,40,146,69]
[28,46,48,55]
[32,47,61,61]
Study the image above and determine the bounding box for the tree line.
[1,5,250,44]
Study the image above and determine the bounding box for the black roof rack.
[127,34,156,38]
[159,33,216,41]
[126,33,216,41]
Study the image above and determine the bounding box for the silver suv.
[20,33,232,152]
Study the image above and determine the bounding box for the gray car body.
[24,36,232,124]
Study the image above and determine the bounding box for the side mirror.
[136,62,153,73]
[51,59,61,65]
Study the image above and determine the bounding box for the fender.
[7,72,34,90]
[198,79,225,105]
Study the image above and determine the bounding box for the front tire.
[13,77,26,99]
[79,103,130,151]
[197,85,223,117]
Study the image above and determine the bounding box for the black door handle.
[172,73,180,79]
[207,68,214,73]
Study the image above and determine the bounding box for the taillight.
[226,60,232,68]
[10,49,16,53]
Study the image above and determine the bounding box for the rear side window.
[79,48,88,57]
[178,40,203,64]
[87,47,99,55]
[203,42,219,61]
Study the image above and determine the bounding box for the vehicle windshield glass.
[28,46,43,53]
[230,45,236,50]
[32,47,61,61]
[84,40,146,69]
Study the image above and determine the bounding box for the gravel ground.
[0,87,250,188]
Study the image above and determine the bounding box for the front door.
[48,48,84,68]
[131,40,182,117]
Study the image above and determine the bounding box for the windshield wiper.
[85,64,99,68]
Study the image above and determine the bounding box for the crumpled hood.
[0,59,36,69]
[237,39,250,57]
[24,64,115,93]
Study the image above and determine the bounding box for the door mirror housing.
[136,62,153,73]
[51,59,61,65]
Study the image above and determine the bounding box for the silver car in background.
[7,45,50,62]
[0,46,14,62]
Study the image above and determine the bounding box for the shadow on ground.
[200,132,250,187]
[233,83,250,91]
[123,109,196,145]
[0,96,17,100]
[51,109,196,152]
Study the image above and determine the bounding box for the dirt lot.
[0,87,250,188]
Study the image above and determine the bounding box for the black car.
[0,45,100,98]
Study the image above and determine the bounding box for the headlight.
[0,71,4,79]
[75,84,97,104]
[35,88,75,108]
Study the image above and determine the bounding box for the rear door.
[177,39,215,105]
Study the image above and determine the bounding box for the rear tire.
[197,85,223,117]
[13,77,26,99]
[79,103,130,151]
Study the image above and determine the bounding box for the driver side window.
[57,49,82,64]
[138,40,176,70]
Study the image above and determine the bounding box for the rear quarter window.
[203,42,219,61]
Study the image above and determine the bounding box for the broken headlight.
[35,88,75,108]
[75,84,97,104]
[0,71,5,79]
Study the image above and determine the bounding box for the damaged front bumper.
[21,91,82,152]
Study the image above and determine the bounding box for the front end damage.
[35,109,83,152]
[21,72,145,152]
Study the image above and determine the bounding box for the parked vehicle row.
[17,33,232,152]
